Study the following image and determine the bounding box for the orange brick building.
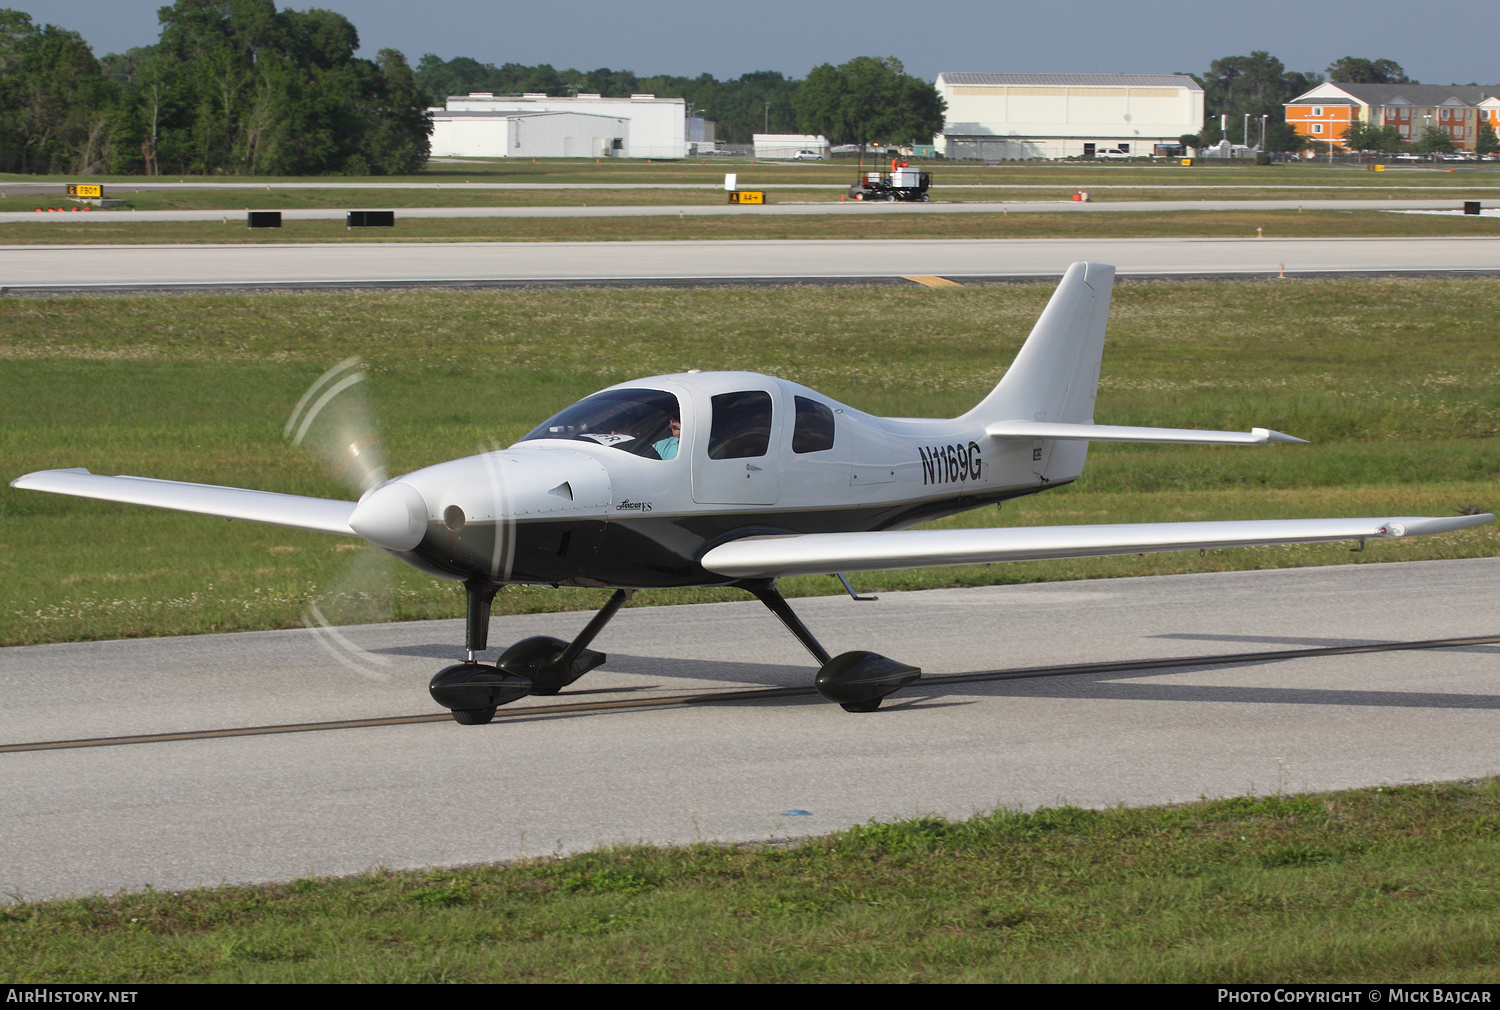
[1285,82,1500,151]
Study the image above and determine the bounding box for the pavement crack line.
[4,631,1498,754]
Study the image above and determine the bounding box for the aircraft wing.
[699,515,1494,579]
[986,421,1307,445]
[10,468,358,537]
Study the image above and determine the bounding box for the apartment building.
[1286,82,1500,150]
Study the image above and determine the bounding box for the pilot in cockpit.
[522,388,682,460]
[652,415,681,460]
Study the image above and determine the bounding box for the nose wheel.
[432,584,634,724]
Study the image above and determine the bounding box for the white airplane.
[13,262,1492,723]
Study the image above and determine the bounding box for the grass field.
[7,183,1500,215]
[4,778,1498,982]
[7,158,1500,189]
[3,276,1498,646]
[3,209,1499,246]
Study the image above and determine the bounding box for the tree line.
[0,1,430,175]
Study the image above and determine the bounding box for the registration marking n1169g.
[918,443,981,486]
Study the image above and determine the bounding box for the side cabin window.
[520,388,681,460]
[708,390,772,459]
[792,396,835,453]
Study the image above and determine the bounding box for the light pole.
[1244,113,1250,148]
[1259,115,1268,151]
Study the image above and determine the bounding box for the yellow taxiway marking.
[5,632,1499,755]
[903,275,963,287]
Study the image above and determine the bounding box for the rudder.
[961,261,1115,426]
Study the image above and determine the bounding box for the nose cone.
[349,480,428,552]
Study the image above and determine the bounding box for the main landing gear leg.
[744,579,920,713]
[494,588,635,695]
[429,581,531,725]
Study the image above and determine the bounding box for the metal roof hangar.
[936,73,1204,160]
[430,93,689,159]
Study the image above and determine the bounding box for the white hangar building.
[936,73,1204,160]
[429,93,689,159]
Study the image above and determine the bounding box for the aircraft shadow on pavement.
[1152,632,1500,654]
[600,653,817,689]
[936,662,1500,711]
[371,643,1500,716]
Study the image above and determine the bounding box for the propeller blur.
[13,263,1493,722]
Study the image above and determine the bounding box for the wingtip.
[11,467,92,489]
[1380,513,1495,537]
[1253,428,1309,444]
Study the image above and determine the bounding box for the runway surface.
[5,236,1500,292]
[3,558,1499,901]
[2,197,1483,225]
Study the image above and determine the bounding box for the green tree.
[99,44,156,86]
[1411,124,1455,155]
[1477,121,1499,156]
[1200,52,1319,147]
[414,55,572,104]
[1342,119,1405,153]
[415,54,496,103]
[1326,57,1413,84]
[793,56,944,151]
[120,0,429,175]
[1264,121,1311,153]
[0,9,118,173]
[356,49,432,174]
[685,70,799,142]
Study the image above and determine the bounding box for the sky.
[17,1,1497,86]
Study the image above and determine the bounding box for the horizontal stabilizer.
[700,514,1493,580]
[11,469,358,537]
[986,421,1307,445]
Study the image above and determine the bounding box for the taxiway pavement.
[0,197,1481,225]
[4,236,1500,292]
[3,559,1498,901]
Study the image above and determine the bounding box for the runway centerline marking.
[4,631,1498,755]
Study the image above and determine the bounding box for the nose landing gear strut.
[430,583,635,724]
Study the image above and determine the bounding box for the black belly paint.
[400,479,1062,590]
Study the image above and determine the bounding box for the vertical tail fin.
[961,261,1115,426]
